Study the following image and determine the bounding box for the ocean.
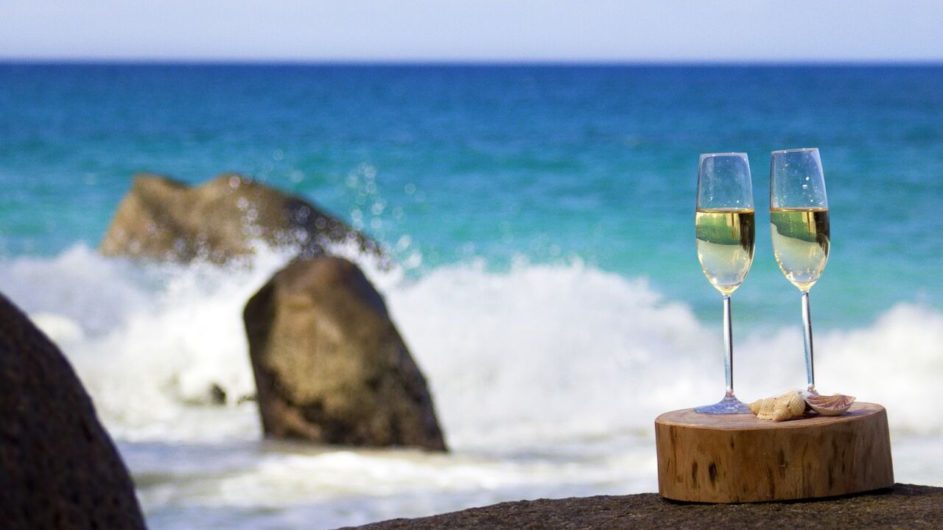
[1,63,941,528]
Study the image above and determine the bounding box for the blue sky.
[1,0,941,62]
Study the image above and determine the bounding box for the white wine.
[770,207,830,292]
[695,208,755,296]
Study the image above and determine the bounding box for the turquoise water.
[1,64,942,528]
[2,64,941,326]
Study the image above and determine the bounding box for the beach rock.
[243,256,447,451]
[349,483,943,529]
[0,292,146,530]
[101,172,384,263]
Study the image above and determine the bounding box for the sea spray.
[1,245,290,440]
[385,258,718,448]
[2,245,941,445]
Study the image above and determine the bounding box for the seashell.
[803,392,855,416]
[749,390,806,421]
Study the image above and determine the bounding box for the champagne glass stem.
[801,291,816,393]
[723,295,734,397]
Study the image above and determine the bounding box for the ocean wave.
[1,244,941,445]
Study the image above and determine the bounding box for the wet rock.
[0,292,146,530]
[244,256,446,451]
[209,383,227,405]
[349,484,943,530]
[100,173,384,264]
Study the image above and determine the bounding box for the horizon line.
[2,57,943,68]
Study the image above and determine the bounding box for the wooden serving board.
[655,402,893,503]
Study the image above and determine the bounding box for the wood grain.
[655,402,894,503]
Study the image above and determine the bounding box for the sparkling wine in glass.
[769,147,829,393]
[694,153,755,414]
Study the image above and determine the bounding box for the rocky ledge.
[350,484,942,529]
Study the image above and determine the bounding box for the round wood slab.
[655,402,893,503]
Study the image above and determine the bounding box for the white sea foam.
[2,245,942,440]
[2,245,941,528]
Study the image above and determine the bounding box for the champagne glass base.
[694,395,752,415]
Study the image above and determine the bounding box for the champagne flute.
[694,153,755,414]
[769,148,829,393]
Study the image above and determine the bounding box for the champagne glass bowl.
[770,147,830,393]
[694,153,755,414]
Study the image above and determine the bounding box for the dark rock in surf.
[100,172,384,264]
[243,256,447,451]
[0,292,146,530]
